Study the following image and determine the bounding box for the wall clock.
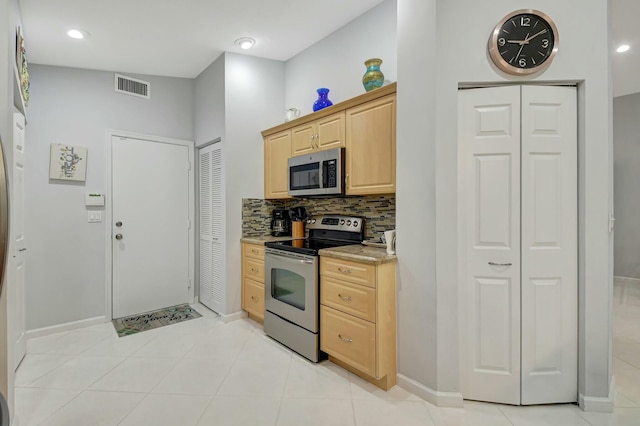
[488,9,558,75]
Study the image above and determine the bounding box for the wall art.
[49,143,87,181]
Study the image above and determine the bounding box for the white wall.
[284,0,397,117]
[613,92,640,279]
[193,53,285,315]
[194,55,225,147]
[25,65,194,329]
[396,0,613,408]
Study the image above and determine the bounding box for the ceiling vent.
[114,73,150,99]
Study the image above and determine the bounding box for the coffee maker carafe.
[270,209,291,237]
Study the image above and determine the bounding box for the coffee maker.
[270,209,291,237]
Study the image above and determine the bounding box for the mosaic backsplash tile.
[242,196,395,240]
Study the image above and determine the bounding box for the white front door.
[12,112,26,368]
[459,85,577,405]
[111,136,192,319]
[198,142,225,313]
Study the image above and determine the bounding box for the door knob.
[115,221,123,227]
[115,234,123,240]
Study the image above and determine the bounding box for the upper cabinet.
[291,112,345,156]
[345,95,396,195]
[262,83,396,200]
[264,130,291,199]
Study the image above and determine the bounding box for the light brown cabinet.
[262,83,396,200]
[241,243,265,322]
[291,112,345,156]
[264,130,291,200]
[345,94,396,195]
[319,256,397,390]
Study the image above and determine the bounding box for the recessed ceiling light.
[617,44,630,53]
[67,29,90,40]
[235,37,256,50]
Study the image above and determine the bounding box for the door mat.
[112,304,202,337]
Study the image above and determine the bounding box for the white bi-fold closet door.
[198,142,225,313]
[459,85,577,405]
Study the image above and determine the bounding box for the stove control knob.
[312,219,316,224]
[306,219,312,224]
[340,219,345,225]
[353,220,359,227]
[346,220,352,226]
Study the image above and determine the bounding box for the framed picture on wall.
[49,144,88,182]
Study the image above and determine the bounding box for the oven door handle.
[267,252,315,264]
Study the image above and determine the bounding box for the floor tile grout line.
[495,405,517,426]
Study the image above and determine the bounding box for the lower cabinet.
[241,243,265,322]
[319,256,397,390]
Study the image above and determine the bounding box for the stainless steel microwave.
[288,147,345,197]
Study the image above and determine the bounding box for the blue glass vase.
[312,88,333,112]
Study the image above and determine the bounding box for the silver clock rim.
[488,8,559,76]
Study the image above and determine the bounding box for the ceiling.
[19,0,639,97]
[19,0,385,79]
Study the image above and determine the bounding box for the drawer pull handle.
[251,296,260,302]
[251,249,259,254]
[488,262,512,267]
[338,334,353,343]
[251,267,259,273]
[338,294,352,302]
[337,267,352,274]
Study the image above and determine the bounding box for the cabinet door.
[291,122,316,156]
[264,130,291,199]
[316,112,345,151]
[345,95,396,195]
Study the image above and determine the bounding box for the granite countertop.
[318,244,397,265]
[241,235,303,245]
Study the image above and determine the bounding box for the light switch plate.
[88,211,102,223]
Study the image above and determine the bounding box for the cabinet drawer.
[242,278,265,319]
[243,244,265,260]
[320,257,376,288]
[321,277,376,322]
[243,257,264,283]
[320,305,376,377]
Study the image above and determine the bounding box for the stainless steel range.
[264,215,364,362]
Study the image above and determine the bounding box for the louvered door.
[199,142,225,313]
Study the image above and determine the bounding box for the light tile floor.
[12,282,640,426]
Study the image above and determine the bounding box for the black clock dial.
[489,10,558,75]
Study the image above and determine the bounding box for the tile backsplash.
[242,196,395,240]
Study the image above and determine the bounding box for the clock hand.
[507,40,528,45]
[511,33,529,63]
[524,28,548,43]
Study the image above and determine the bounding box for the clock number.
[498,38,506,47]
[519,58,527,68]
[541,39,549,48]
[521,16,531,26]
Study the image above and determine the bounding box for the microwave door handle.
[322,161,328,188]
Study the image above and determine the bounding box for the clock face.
[489,10,558,75]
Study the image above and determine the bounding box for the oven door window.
[271,268,306,310]
[290,162,320,191]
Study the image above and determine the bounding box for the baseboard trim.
[397,374,464,407]
[614,276,640,286]
[220,310,248,323]
[579,376,615,413]
[26,316,107,339]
